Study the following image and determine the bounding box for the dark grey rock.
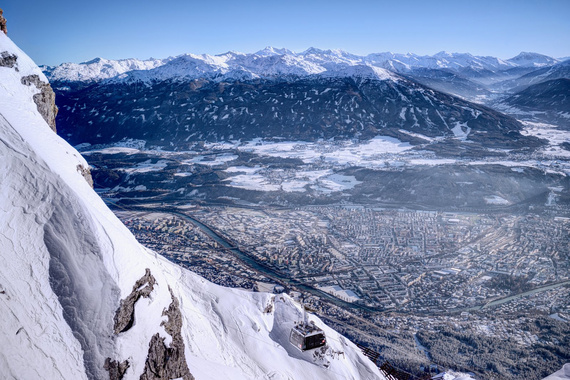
[140,287,194,380]
[21,74,58,132]
[104,358,130,380]
[263,297,275,313]
[113,268,156,334]
[76,164,94,188]
[140,334,169,379]
[0,51,17,68]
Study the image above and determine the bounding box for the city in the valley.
[112,203,570,379]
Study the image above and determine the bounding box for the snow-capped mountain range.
[0,31,384,380]
[41,47,565,84]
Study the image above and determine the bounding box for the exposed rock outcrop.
[0,8,7,35]
[0,51,17,68]
[21,74,58,132]
[263,296,275,313]
[77,164,94,188]
[104,358,130,380]
[140,287,194,380]
[113,268,156,334]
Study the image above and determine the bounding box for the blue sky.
[4,0,570,66]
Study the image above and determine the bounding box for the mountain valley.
[37,46,570,379]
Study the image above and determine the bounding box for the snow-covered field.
[184,153,239,166]
[77,123,570,197]
[224,166,280,192]
[79,119,570,190]
[122,159,169,173]
[237,136,412,165]
[484,195,510,205]
[521,121,570,158]
[224,166,361,194]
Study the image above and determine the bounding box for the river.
[114,204,383,314]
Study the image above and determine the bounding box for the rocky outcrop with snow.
[0,31,384,380]
[20,73,59,131]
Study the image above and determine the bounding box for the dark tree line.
[416,316,569,379]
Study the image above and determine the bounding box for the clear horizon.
[4,0,570,66]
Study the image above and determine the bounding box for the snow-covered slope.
[41,56,167,82]
[507,52,560,68]
[42,47,559,84]
[0,33,383,380]
[494,59,570,93]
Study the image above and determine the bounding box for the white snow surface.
[0,33,384,380]
[506,52,560,68]
[238,136,412,165]
[432,371,477,380]
[451,122,471,141]
[42,57,167,82]
[484,196,510,205]
[521,121,570,158]
[44,46,557,84]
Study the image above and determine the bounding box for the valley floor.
[108,201,570,380]
[78,119,570,379]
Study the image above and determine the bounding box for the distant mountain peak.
[217,50,238,55]
[507,52,559,67]
[302,47,327,55]
[255,46,294,56]
[433,51,475,59]
[511,51,547,59]
[81,57,105,64]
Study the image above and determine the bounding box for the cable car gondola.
[289,305,327,351]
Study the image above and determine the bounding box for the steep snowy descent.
[0,32,384,380]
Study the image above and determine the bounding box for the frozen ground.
[213,126,569,192]
[224,166,361,194]
[80,121,570,197]
[236,136,413,165]
[521,121,570,158]
[122,159,169,174]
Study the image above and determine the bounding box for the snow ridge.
[43,47,560,84]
